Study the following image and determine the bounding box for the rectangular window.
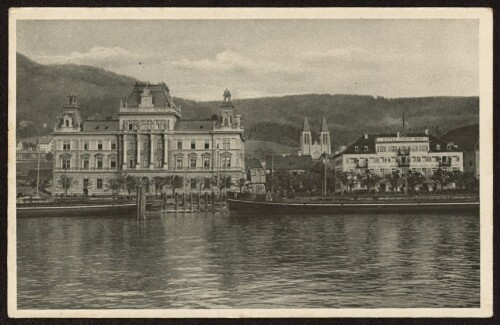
[191,178,197,189]
[452,167,459,171]
[62,157,71,169]
[63,140,71,150]
[83,158,89,169]
[204,178,211,189]
[83,141,89,150]
[111,140,117,150]
[130,140,136,150]
[156,156,163,168]
[110,157,116,168]
[177,140,183,150]
[223,138,230,150]
[97,178,103,189]
[83,178,89,189]
[176,156,183,170]
[157,139,163,150]
[128,122,133,131]
[97,140,103,150]
[222,155,231,168]
[190,156,197,169]
[191,140,196,149]
[129,159,135,168]
[204,140,210,149]
[380,168,386,175]
[142,158,148,168]
[203,156,210,169]
[96,157,103,170]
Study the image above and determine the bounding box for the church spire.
[320,116,329,133]
[302,117,311,132]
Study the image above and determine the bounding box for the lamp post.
[63,149,68,197]
[321,153,328,197]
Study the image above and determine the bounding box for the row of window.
[61,156,117,170]
[346,166,460,175]
[373,144,453,153]
[61,140,117,151]
[347,155,460,164]
[82,177,214,191]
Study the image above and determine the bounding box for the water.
[17,212,480,309]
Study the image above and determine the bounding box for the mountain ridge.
[16,53,479,149]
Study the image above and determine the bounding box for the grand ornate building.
[52,82,245,195]
[299,117,331,159]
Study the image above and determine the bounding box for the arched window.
[436,144,441,151]
[354,146,359,152]
[65,119,70,127]
[364,146,368,152]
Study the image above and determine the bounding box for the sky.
[17,19,479,101]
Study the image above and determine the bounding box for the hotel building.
[52,82,245,195]
[334,129,463,180]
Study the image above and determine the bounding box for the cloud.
[35,46,147,66]
[169,49,294,74]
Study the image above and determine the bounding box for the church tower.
[300,117,312,155]
[319,116,331,155]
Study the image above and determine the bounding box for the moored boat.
[227,193,479,214]
[16,198,141,218]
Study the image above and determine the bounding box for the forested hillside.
[17,53,479,149]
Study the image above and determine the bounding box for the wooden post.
[183,192,186,213]
[190,192,194,213]
[162,192,167,212]
[197,193,201,212]
[204,192,208,212]
[175,192,178,212]
[136,185,140,218]
[137,186,146,220]
[211,191,215,213]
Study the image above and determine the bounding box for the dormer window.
[436,144,441,151]
[354,146,359,152]
[364,146,368,152]
[447,144,451,150]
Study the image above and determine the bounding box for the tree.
[406,171,425,193]
[57,174,76,196]
[431,168,452,190]
[386,170,401,192]
[237,178,247,192]
[125,175,139,195]
[45,152,53,161]
[107,175,126,197]
[153,176,167,195]
[337,172,355,195]
[164,175,183,196]
[361,169,381,192]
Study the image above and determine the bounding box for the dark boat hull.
[227,199,479,215]
[16,203,138,218]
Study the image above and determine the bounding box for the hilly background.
[17,53,479,156]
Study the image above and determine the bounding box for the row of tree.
[267,163,479,196]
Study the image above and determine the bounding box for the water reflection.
[17,212,479,309]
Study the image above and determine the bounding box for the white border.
[7,7,494,318]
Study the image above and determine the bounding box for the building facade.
[299,117,331,159]
[52,83,245,196]
[245,158,266,193]
[334,129,464,189]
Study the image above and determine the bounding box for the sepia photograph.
[7,8,493,318]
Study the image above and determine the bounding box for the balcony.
[397,148,410,156]
[397,161,410,168]
[355,162,368,169]
[439,160,452,167]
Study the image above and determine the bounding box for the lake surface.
[17,212,480,309]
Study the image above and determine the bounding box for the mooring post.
[136,185,140,218]
[190,192,194,213]
[183,192,186,213]
[162,192,167,212]
[197,193,201,212]
[204,192,208,212]
[211,191,215,213]
[140,186,146,220]
[175,192,178,212]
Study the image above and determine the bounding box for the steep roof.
[126,82,176,108]
[174,119,214,132]
[265,155,313,171]
[20,136,53,145]
[245,158,263,169]
[301,117,311,132]
[342,132,461,155]
[82,120,119,132]
[441,124,479,151]
[320,116,329,132]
